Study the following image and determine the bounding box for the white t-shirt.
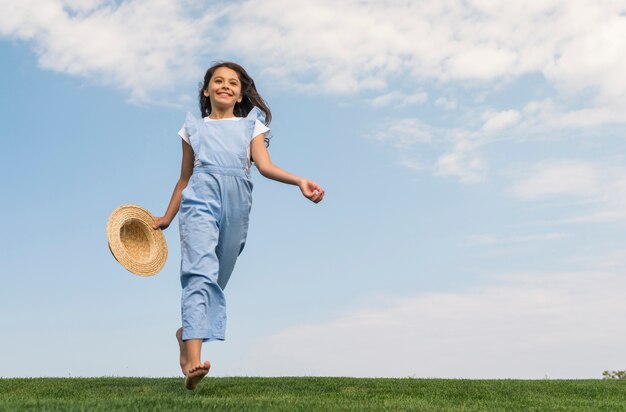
[178,117,270,169]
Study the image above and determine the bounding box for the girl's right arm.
[152,140,195,230]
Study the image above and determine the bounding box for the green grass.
[1,377,625,411]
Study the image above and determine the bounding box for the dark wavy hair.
[199,61,271,146]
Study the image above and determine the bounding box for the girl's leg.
[180,175,228,342]
[176,174,251,390]
[177,174,223,390]
[176,328,187,375]
[184,338,210,390]
[215,176,252,289]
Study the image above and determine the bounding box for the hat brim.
[107,204,168,276]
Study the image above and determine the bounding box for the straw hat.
[107,204,167,276]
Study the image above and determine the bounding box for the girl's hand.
[299,179,325,203]
[152,216,172,230]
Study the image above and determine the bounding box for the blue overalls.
[178,107,264,342]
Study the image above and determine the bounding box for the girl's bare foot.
[176,328,187,375]
[185,361,210,390]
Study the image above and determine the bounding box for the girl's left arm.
[250,134,325,203]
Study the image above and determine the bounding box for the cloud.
[371,118,489,184]
[240,270,626,378]
[370,118,433,148]
[367,91,428,108]
[2,0,625,111]
[0,0,221,102]
[227,0,626,108]
[481,110,521,132]
[223,0,626,184]
[510,160,599,200]
[543,5,626,106]
[509,159,626,222]
[467,232,567,246]
[435,149,486,184]
[3,0,626,185]
[435,97,457,110]
[434,129,488,184]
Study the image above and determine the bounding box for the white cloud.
[481,110,521,131]
[372,118,489,184]
[435,150,486,184]
[395,158,423,172]
[370,118,432,148]
[443,43,518,80]
[510,160,599,200]
[434,130,487,184]
[510,159,626,222]
[0,0,220,101]
[543,4,626,106]
[367,91,428,108]
[226,0,626,111]
[521,98,626,129]
[435,97,457,110]
[3,0,626,186]
[2,0,625,114]
[240,270,626,378]
[220,0,625,184]
[226,0,626,188]
[467,232,567,246]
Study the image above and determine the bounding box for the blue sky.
[1,0,626,379]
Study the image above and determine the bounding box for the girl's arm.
[153,140,195,229]
[250,134,325,203]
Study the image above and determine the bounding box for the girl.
[152,62,324,390]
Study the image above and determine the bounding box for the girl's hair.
[199,61,272,146]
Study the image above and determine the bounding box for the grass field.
[1,377,625,411]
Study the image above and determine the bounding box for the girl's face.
[204,66,243,113]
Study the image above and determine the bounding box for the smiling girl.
[153,62,325,389]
